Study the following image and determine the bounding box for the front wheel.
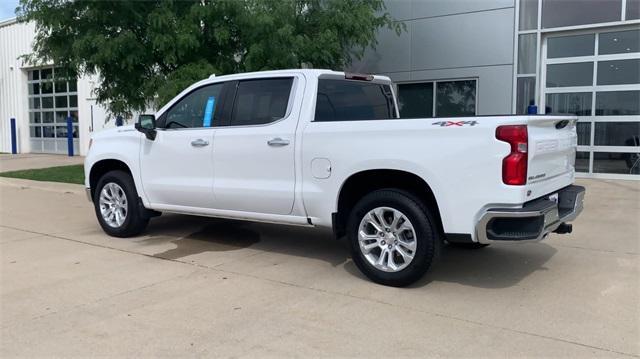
[94,170,149,237]
[347,189,440,287]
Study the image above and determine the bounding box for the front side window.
[162,83,223,129]
[230,78,293,126]
[314,79,397,122]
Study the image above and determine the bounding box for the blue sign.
[203,97,216,127]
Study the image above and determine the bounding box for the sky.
[0,0,20,21]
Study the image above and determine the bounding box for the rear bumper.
[476,185,585,243]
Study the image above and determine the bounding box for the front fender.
[84,130,146,205]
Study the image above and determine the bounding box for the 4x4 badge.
[432,120,478,127]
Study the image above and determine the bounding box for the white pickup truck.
[84,69,585,286]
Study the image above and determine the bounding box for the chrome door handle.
[267,137,290,147]
[191,139,209,147]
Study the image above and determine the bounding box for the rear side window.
[230,78,293,126]
[314,79,397,122]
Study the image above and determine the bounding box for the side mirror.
[135,114,157,141]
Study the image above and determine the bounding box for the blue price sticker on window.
[203,97,216,127]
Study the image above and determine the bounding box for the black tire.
[448,242,489,249]
[93,170,149,237]
[346,189,441,287]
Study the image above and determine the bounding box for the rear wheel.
[347,189,440,287]
[94,170,149,237]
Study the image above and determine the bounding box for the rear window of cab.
[314,79,397,122]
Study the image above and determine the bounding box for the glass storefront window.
[42,112,54,123]
[577,122,591,146]
[576,151,590,173]
[546,92,592,115]
[42,126,55,138]
[599,29,640,54]
[627,0,640,20]
[28,70,39,81]
[547,34,594,58]
[29,83,40,95]
[546,62,593,87]
[40,68,53,81]
[55,111,68,123]
[398,80,476,118]
[542,0,621,29]
[597,59,640,85]
[521,6,639,178]
[516,77,536,114]
[54,81,67,93]
[519,0,538,30]
[436,80,476,117]
[518,34,537,74]
[41,82,53,94]
[397,83,434,118]
[596,91,640,115]
[30,126,42,138]
[55,96,68,108]
[29,112,41,124]
[29,97,40,109]
[55,126,68,138]
[41,97,54,109]
[593,152,640,174]
[594,122,640,146]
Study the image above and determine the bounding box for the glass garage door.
[28,67,79,154]
[541,27,640,179]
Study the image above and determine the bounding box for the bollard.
[66,116,74,156]
[10,118,17,154]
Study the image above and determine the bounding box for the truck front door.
[139,82,224,209]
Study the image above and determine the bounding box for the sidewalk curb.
[0,177,86,196]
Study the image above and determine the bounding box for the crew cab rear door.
[211,74,305,215]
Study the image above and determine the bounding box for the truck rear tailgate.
[526,115,578,199]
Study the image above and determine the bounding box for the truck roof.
[202,69,392,84]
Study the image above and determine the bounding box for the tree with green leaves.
[17,0,403,116]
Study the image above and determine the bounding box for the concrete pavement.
[0,154,84,172]
[0,177,638,357]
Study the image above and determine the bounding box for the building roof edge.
[0,17,18,29]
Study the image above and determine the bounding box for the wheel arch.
[88,159,134,201]
[333,169,444,239]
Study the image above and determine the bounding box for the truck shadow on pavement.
[139,214,557,289]
[140,214,348,267]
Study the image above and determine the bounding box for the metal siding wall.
[351,0,516,116]
[0,20,36,154]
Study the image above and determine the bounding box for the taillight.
[496,125,528,185]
